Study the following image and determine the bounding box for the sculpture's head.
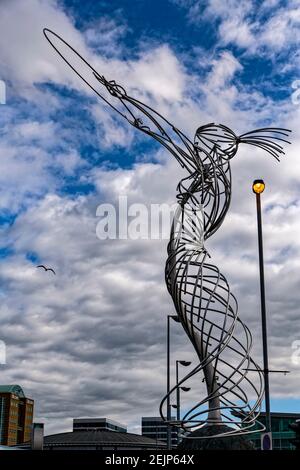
[194,123,291,161]
[194,123,238,159]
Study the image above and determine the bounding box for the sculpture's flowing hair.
[43,29,292,438]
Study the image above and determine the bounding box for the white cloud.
[12,121,57,143]
[174,0,300,57]
[0,0,187,106]
[259,5,300,52]
[130,45,186,101]
[0,0,85,88]
[206,51,243,89]
[83,15,129,58]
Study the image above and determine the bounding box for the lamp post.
[252,179,271,435]
[167,314,180,450]
[175,360,191,421]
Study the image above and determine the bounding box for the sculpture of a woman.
[44,29,291,438]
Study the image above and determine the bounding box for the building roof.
[73,417,126,427]
[142,416,175,421]
[0,385,25,397]
[44,430,166,448]
[258,412,300,418]
[232,410,300,422]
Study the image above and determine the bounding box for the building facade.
[0,385,34,446]
[248,412,300,450]
[73,418,127,433]
[141,417,179,447]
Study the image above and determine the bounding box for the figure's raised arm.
[43,28,198,174]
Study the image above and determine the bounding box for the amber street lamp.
[252,179,271,436]
[252,179,265,194]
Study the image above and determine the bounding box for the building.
[0,445,23,451]
[44,428,166,450]
[247,412,300,450]
[73,417,127,433]
[0,385,34,446]
[141,416,179,447]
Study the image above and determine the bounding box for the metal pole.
[167,315,171,450]
[255,192,272,434]
[176,361,180,421]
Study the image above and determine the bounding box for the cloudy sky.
[0,0,300,436]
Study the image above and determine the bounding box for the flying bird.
[36,265,56,275]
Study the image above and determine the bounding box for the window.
[271,419,280,432]
[281,419,292,432]
[273,439,281,449]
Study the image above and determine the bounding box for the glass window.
[272,419,280,432]
[273,439,281,449]
[281,419,288,431]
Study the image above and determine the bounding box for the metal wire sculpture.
[44,29,291,438]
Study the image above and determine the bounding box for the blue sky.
[0,0,300,435]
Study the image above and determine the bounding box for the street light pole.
[253,179,272,435]
[176,360,180,422]
[167,315,180,450]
